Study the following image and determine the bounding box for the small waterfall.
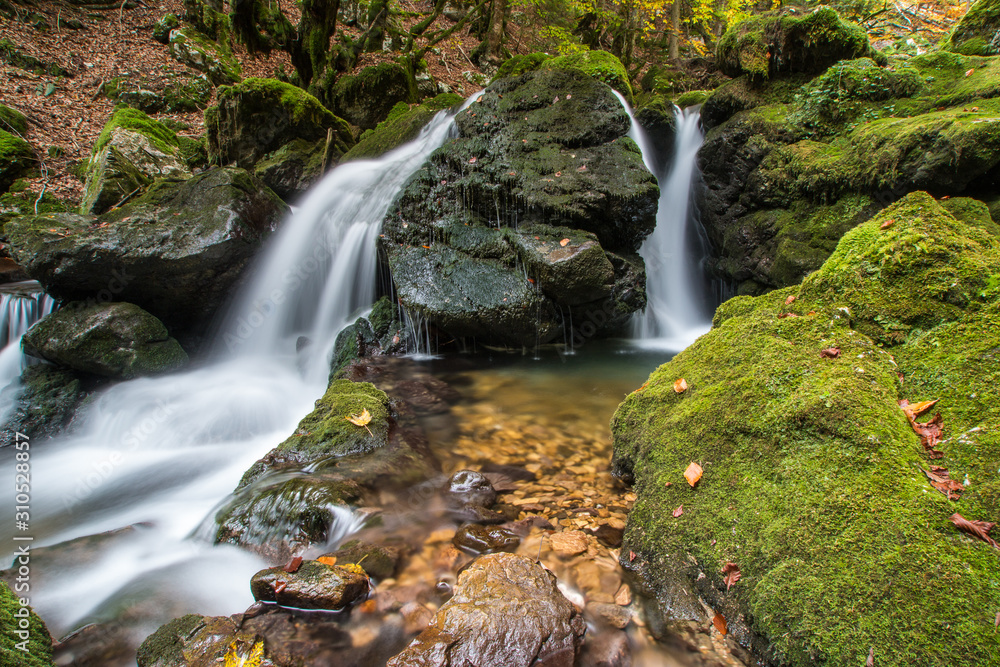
[613,93,713,351]
[0,282,57,422]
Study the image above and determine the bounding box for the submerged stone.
[250,559,370,610]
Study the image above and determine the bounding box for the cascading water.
[0,100,476,646]
[613,93,713,351]
[0,283,57,422]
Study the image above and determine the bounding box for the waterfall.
[0,100,476,639]
[0,282,57,422]
[613,94,713,351]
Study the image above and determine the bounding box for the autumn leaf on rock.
[722,562,741,590]
[346,408,374,436]
[713,612,728,635]
[559,238,570,247]
[949,513,1000,550]
[921,467,964,500]
[317,556,337,566]
[880,218,895,230]
[224,640,264,667]
[273,580,287,594]
[900,399,938,419]
[684,462,703,487]
[283,555,303,573]
[819,347,841,359]
[672,505,684,518]
[784,295,796,305]
[866,647,874,667]
[674,378,688,393]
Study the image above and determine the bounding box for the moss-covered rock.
[103,74,212,114]
[7,168,287,334]
[22,302,188,379]
[943,0,1000,56]
[540,49,633,101]
[717,7,882,80]
[342,93,463,162]
[135,613,202,667]
[250,559,370,609]
[152,13,179,44]
[0,38,71,77]
[494,52,550,81]
[0,104,28,136]
[0,130,36,194]
[328,63,415,130]
[611,192,1000,667]
[0,580,54,667]
[382,69,657,347]
[0,364,86,448]
[168,27,241,85]
[0,180,70,232]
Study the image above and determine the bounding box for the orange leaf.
[283,555,303,573]
[920,467,964,500]
[880,218,895,230]
[674,378,688,393]
[950,513,999,550]
[317,556,338,566]
[819,347,841,359]
[712,612,728,636]
[784,295,796,305]
[684,462,703,487]
[468,157,477,164]
[672,504,684,518]
[901,399,938,419]
[559,238,570,247]
[722,562,741,590]
[965,68,975,77]
[777,312,799,319]
[274,580,287,594]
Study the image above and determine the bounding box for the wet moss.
[0,130,36,193]
[135,613,202,667]
[541,50,632,101]
[495,52,550,80]
[943,0,1000,56]
[342,93,462,162]
[0,581,54,667]
[940,196,999,235]
[329,63,415,130]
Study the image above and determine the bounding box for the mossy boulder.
[0,581,54,667]
[540,49,632,102]
[0,130,36,194]
[382,69,657,347]
[494,52,550,81]
[328,63,415,130]
[22,302,188,379]
[168,27,241,85]
[342,93,463,162]
[7,168,287,334]
[103,74,212,114]
[0,364,86,448]
[206,78,354,196]
[0,104,27,136]
[80,108,189,214]
[611,192,1000,667]
[250,559,370,609]
[152,13,179,44]
[717,7,882,80]
[943,0,1000,56]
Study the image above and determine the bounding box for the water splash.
[0,282,57,422]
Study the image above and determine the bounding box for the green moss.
[495,52,551,81]
[214,77,336,128]
[176,135,208,170]
[940,197,1000,235]
[328,63,414,130]
[0,129,36,193]
[152,13,179,43]
[0,581,54,667]
[943,0,1000,56]
[92,107,180,157]
[541,50,632,101]
[0,37,70,76]
[0,182,69,231]
[0,104,27,135]
[135,614,202,667]
[168,27,241,85]
[342,93,462,162]
[674,90,710,108]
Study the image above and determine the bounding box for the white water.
[615,96,712,351]
[0,284,57,422]
[1,103,473,640]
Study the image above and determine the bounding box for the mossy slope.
[612,192,1000,667]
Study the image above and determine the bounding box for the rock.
[387,552,586,667]
[446,470,497,508]
[549,530,589,557]
[320,539,402,580]
[943,0,1000,55]
[342,93,464,162]
[80,108,189,214]
[633,98,676,177]
[205,79,354,180]
[382,69,657,347]
[250,559,370,610]
[0,179,70,231]
[329,63,415,130]
[103,74,212,114]
[0,103,28,135]
[717,7,882,80]
[7,167,287,334]
[168,27,241,85]
[0,581,54,667]
[21,302,187,379]
[580,630,631,667]
[251,138,329,201]
[541,50,633,102]
[611,192,1000,666]
[452,523,520,554]
[0,128,35,193]
[152,13,179,44]
[587,602,632,629]
[0,364,86,447]
[591,523,624,548]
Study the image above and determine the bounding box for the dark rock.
[320,539,402,580]
[7,168,288,335]
[446,469,497,508]
[250,559,370,610]
[633,99,676,177]
[152,13,179,44]
[387,552,586,667]
[0,128,36,193]
[592,523,624,548]
[22,302,187,379]
[329,63,414,130]
[343,93,464,162]
[168,27,241,85]
[0,364,87,447]
[452,523,520,554]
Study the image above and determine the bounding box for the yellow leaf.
[674,378,688,393]
[684,462,703,488]
[345,408,374,436]
[224,640,264,667]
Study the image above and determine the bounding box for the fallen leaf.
[820,347,841,359]
[950,513,1000,550]
[900,399,938,419]
[777,312,799,319]
[346,409,374,437]
[317,556,337,566]
[554,171,561,177]
[283,555,303,573]
[880,218,895,230]
[966,68,975,77]
[224,640,264,667]
[866,646,874,667]
[559,238,570,246]
[553,96,559,103]
[468,157,477,164]
[785,295,796,305]
[577,165,587,172]
[921,467,964,500]
[566,94,572,99]
[628,551,636,562]
[674,378,688,393]
[684,462,703,487]
[664,481,672,487]
[940,195,951,200]
[273,580,287,594]
[673,505,684,518]
[995,611,999,627]
[713,612,728,636]
[722,562,741,590]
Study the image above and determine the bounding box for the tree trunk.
[669,0,680,60]
[486,0,507,59]
[291,0,341,87]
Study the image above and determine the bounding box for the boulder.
[7,168,288,334]
[0,129,35,194]
[717,7,882,80]
[0,364,86,447]
[342,93,464,162]
[943,0,1000,55]
[382,69,658,347]
[320,539,401,580]
[22,302,187,379]
[168,27,241,85]
[0,179,70,231]
[387,553,586,667]
[0,581,53,667]
[250,559,370,609]
[152,13,179,44]
[541,50,633,102]
[103,74,213,114]
[452,523,520,554]
[0,103,28,135]
[80,108,189,215]
[329,63,414,130]
[611,192,1000,666]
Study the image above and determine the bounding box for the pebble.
[550,530,589,557]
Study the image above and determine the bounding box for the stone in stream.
[387,552,586,667]
[320,539,402,581]
[0,364,88,447]
[452,523,520,554]
[250,559,370,610]
[22,302,188,379]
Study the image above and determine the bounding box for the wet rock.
[400,601,435,634]
[0,128,36,193]
[0,364,87,447]
[452,523,520,554]
[342,93,464,162]
[387,552,586,667]
[328,63,414,130]
[7,168,287,335]
[22,302,188,379]
[591,523,624,548]
[321,539,402,580]
[580,630,631,667]
[446,470,498,508]
[250,559,370,610]
[587,602,632,630]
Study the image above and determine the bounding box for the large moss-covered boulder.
[103,74,213,114]
[382,68,657,347]
[328,63,414,130]
[7,168,287,334]
[0,129,35,194]
[717,7,882,80]
[541,49,632,102]
[81,108,189,215]
[0,104,27,136]
[168,27,241,85]
[611,192,1000,667]
[342,93,463,162]
[22,302,188,379]
[0,581,54,667]
[943,0,1000,56]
